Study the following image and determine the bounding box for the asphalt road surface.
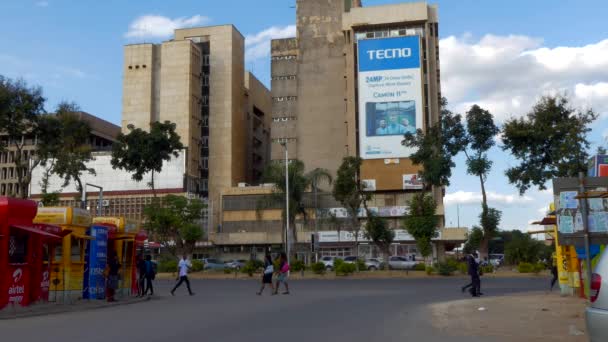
[0,276,548,342]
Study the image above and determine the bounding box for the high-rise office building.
[120,25,271,232]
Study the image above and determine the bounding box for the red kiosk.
[0,197,66,309]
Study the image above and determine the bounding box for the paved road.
[0,276,549,342]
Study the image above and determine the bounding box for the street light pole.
[282,142,290,264]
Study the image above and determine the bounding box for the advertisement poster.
[357,36,423,159]
[83,225,107,299]
[559,215,574,233]
[403,174,423,190]
[8,266,29,306]
[559,191,579,209]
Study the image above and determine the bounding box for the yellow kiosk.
[34,207,92,303]
[92,217,146,297]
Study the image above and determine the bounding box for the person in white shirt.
[171,254,194,296]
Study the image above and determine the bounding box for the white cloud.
[125,15,210,39]
[35,1,49,7]
[445,190,533,206]
[245,25,296,60]
[440,35,608,120]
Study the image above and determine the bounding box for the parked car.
[365,258,382,271]
[488,254,504,267]
[586,250,608,341]
[343,256,358,264]
[202,258,225,270]
[320,256,338,270]
[225,259,247,270]
[388,256,417,270]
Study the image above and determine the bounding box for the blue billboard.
[83,225,108,300]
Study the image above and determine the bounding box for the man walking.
[550,262,558,291]
[143,255,155,296]
[462,252,482,297]
[171,254,194,296]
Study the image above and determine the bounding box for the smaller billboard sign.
[403,174,423,190]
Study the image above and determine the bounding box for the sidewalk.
[0,295,155,320]
[157,269,550,281]
[428,291,587,341]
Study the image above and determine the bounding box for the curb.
[0,296,158,320]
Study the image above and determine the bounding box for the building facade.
[0,112,119,197]
[121,25,271,234]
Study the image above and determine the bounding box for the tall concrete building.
[264,0,449,258]
[121,25,271,234]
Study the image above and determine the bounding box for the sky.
[1,0,608,233]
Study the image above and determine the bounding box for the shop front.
[33,207,93,303]
[0,198,66,309]
[92,217,146,296]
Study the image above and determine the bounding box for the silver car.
[388,256,417,270]
[586,250,608,341]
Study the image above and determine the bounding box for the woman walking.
[274,252,290,295]
[257,254,275,295]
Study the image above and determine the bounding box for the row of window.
[271,138,296,144]
[0,183,21,196]
[271,55,297,61]
[272,117,297,122]
[273,96,297,102]
[271,75,296,81]
[354,26,425,41]
[0,150,32,164]
[0,167,26,180]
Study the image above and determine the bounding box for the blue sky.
[1,0,607,232]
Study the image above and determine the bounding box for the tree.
[111,121,184,197]
[143,195,205,257]
[402,98,467,188]
[0,76,45,198]
[504,230,545,265]
[502,95,597,194]
[332,156,371,268]
[51,102,96,198]
[308,167,332,261]
[461,105,502,258]
[402,193,439,263]
[365,214,394,266]
[463,227,484,254]
[259,159,312,255]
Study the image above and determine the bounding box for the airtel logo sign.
[13,268,23,284]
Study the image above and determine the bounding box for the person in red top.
[274,252,290,295]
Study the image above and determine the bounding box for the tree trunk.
[479,175,490,259]
[150,170,157,198]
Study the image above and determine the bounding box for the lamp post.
[280,141,290,263]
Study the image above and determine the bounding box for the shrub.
[518,262,534,273]
[425,265,435,275]
[252,259,264,271]
[241,260,257,276]
[481,264,494,274]
[291,260,306,272]
[357,259,367,271]
[333,258,345,275]
[436,261,457,276]
[311,262,326,275]
[223,267,233,274]
[457,262,468,274]
[533,263,545,274]
[336,262,356,276]
[414,263,426,271]
[191,260,204,272]
[158,260,177,273]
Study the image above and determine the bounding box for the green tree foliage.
[111,121,184,197]
[402,98,467,188]
[502,95,597,194]
[143,195,205,258]
[332,156,370,266]
[0,76,45,197]
[365,214,394,264]
[51,102,96,196]
[504,230,549,265]
[463,226,484,254]
[259,159,312,248]
[461,105,502,258]
[403,193,439,262]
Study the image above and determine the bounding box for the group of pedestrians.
[257,252,290,296]
[136,254,157,297]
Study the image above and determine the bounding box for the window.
[202,96,209,105]
[202,179,208,191]
[202,74,209,86]
[270,55,297,61]
[203,54,210,66]
[202,157,209,170]
[8,233,28,264]
[71,237,82,262]
[202,136,209,147]
[54,245,63,262]
[202,115,209,127]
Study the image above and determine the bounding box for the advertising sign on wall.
[403,174,423,190]
[83,225,108,299]
[357,36,423,159]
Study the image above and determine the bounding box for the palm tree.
[307,168,333,261]
[257,161,332,259]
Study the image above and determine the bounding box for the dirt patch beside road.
[429,292,587,341]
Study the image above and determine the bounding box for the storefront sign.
[83,225,108,299]
[34,207,68,225]
[318,230,427,243]
[317,206,408,219]
[403,174,423,190]
[8,266,28,305]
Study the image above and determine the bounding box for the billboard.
[357,36,423,159]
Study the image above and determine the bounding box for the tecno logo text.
[367,48,411,60]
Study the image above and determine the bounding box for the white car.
[586,250,608,341]
[320,256,339,270]
[388,256,417,270]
